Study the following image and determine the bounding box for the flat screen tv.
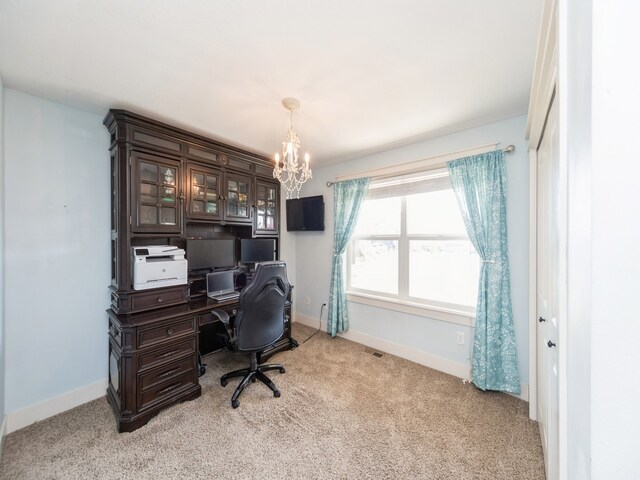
[186,238,236,271]
[286,195,325,231]
[240,239,276,263]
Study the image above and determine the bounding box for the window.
[347,169,479,317]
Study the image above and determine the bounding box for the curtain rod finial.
[504,145,515,153]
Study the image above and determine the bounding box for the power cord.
[302,302,326,344]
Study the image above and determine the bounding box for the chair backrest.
[234,261,290,352]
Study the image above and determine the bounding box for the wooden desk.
[106,293,296,433]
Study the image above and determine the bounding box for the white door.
[536,93,559,480]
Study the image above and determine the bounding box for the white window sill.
[345,291,476,327]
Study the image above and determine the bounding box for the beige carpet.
[0,324,545,480]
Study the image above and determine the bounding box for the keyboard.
[209,292,240,302]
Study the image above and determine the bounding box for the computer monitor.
[186,238,236,271]
[240,239,276,263]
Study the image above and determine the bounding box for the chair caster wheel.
[221,379,228,387]
[251,377,257,383]
[279,367,286,374]
[232,400,239,409]
[274,390,281,398]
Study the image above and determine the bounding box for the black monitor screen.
[240,239,276,263]
[186,238,236,271]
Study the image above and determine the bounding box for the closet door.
[536,93,559,480]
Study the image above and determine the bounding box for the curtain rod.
[326,144,515,187]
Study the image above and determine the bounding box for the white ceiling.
[0,0,542,166]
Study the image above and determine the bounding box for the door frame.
[526,0,558,423]
[526,0,566,478]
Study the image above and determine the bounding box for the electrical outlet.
[305,296,311,306]
[456,331,465,346]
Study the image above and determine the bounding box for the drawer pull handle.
[157,382,181,395]
[157,349,181,359]
[166,328,173,335]
[157,368,181,379]
[157,297,164,303]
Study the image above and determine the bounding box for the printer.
[132,246,188,290]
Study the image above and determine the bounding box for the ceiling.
[0,0,543,166]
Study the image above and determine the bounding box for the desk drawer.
[138,337,196,372]
[138,317,196,349]
[138,369,196,411]
[139,356,194,390]
[130,288,188,313]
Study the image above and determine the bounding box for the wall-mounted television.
[286,195,325,231]
[240,239,276,263]
[186,238,236,271]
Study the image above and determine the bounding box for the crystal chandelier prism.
[273,97,312,199]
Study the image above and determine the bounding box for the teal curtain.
[447,151,520,394]
[328,178,370,337]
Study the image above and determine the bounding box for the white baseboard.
[5,379,108,434]
[294,312,471,379]
[0,415,7,462]
[293,312,529,402]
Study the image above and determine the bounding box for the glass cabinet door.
[132,151,182,233]
[255,180,279,235]
[224,173,252,223]
[186,163,221,221]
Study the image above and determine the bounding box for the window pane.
[205,202,217,214]
[140,205,157,224]
[350,240,398,294]
[139,162,157,183]
[409,240,479,307]
[192,200,204,213]
[406,189,467,235]
[160,207,176,225]
[139,183,157,204]
[162,168,176,186]
[354,197,401,235]
[193,173,205,186]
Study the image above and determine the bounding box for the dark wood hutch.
[104,110,294,432]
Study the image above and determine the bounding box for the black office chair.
[211,261,290,409]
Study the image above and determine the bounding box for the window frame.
[345,178,478,326]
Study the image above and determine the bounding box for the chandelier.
[273,97,312,199]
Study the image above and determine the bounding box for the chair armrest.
[211,309,236,350]
[210,309,230,325]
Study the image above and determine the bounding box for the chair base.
[220,352,285,408]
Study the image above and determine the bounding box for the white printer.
[132,246,188,290]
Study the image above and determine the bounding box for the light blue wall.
[4,89,110,413]
[286,115,530,384]
[0,77,5,421]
